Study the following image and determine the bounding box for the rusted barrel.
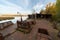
[31,21,36,25]
[38,28,48,35]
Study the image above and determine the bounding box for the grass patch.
[16,28,30,34]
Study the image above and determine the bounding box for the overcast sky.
[0,0,56,14]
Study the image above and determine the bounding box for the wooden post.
[21,15,23,22]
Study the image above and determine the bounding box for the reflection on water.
[0,16,28,24]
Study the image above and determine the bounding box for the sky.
[0,0,56,14]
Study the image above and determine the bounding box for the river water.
[0,16,28,24]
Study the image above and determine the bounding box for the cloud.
[33,3,44,13]
[0,0,23,14]
[0,5,20,14]
[9,0,29,8]
[0,0,56,14]
[0,0,31,14]
[23,0,29,6]
[33,0,56,13]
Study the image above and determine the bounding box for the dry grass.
[0,17,14,20]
